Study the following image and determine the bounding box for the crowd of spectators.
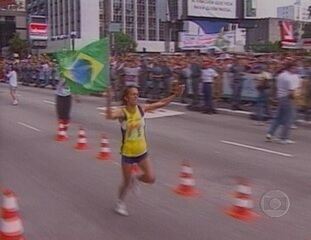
[0,54,59,89]
[110,52,311,120]
[1,51,311,121]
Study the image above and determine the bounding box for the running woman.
[106,83,184,216]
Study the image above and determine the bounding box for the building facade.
[102,0,175,52]
[26,0,99,53]
[277,0,311,22]
[0,9,27,56]
[246,18,283,49]
[26,0,47,16]
[277,6,297,21]
[47,0,99,52]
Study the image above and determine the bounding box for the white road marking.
[145,109,184,119]
[43,100,55,105]
[138,97,187,107]
[221,140,293,158]
[112,161,121,166]
[97,106,117,111]
[17,122,41,132]
[98,107,184,119]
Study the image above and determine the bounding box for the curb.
[216,107,311,129]
[216,108,252,118]
[296,119,311,129]
[166,101,311,129]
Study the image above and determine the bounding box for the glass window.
[148,0,156,40]
[5,16,15,22]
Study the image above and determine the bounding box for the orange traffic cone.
[97,134,111,160]
[63,119,70,131]
[55,121,68,142]
[0,189,25,240]
[74,127,88,150]
[225,178,259,221]
[173,162,199,197]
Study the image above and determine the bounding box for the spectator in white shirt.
[201,61,219,114]
[6,65,18,105]
[266,62,297,144]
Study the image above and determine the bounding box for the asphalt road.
[1,84,311,240]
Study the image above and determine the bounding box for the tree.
[113,32,137,55]
[214,32,231,50]
[249,41,282,53]
[8,33,29,57]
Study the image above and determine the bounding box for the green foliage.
[8,33,29,57]
[214,32,231,50]
[114,32,137,54]
[249,41,282,53]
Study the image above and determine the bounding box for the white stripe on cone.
[234,198,253,209]
[181,166,194,175]
[79,130,86,135]
[101,147,110,152]
[1,218,24,235]
[59,131,67,136]
[2,196,19,211]
[78,138,87,144]
[180,178,195,186]
[101,139,109,144]
[236,185,252,195]
[59,124,65,128]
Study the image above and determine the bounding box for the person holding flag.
[55,77,72,131]
[106,83,184,216]
[56,38,110,137]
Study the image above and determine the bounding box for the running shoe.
[265,133,272,142]
[114,200,129,216]
[279,139,295,144]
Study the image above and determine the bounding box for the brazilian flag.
[57,38,109,94]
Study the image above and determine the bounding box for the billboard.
[187,0,236,19]
[179,32,218,49]
[179,31,243,50]
[28,22,48,40]
[0,0,25,11]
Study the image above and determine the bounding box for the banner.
[179,31,238,50]
[279,21,299,49]
[179,33,218,49]
[188,0,236,19]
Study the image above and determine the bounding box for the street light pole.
[70,31,77,51]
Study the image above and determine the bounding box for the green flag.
[57,38,109,94]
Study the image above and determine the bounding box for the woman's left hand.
[173,84,185,97]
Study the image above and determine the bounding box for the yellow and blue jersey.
[120,105,147,157]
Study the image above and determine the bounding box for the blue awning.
[192,20,229,34]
